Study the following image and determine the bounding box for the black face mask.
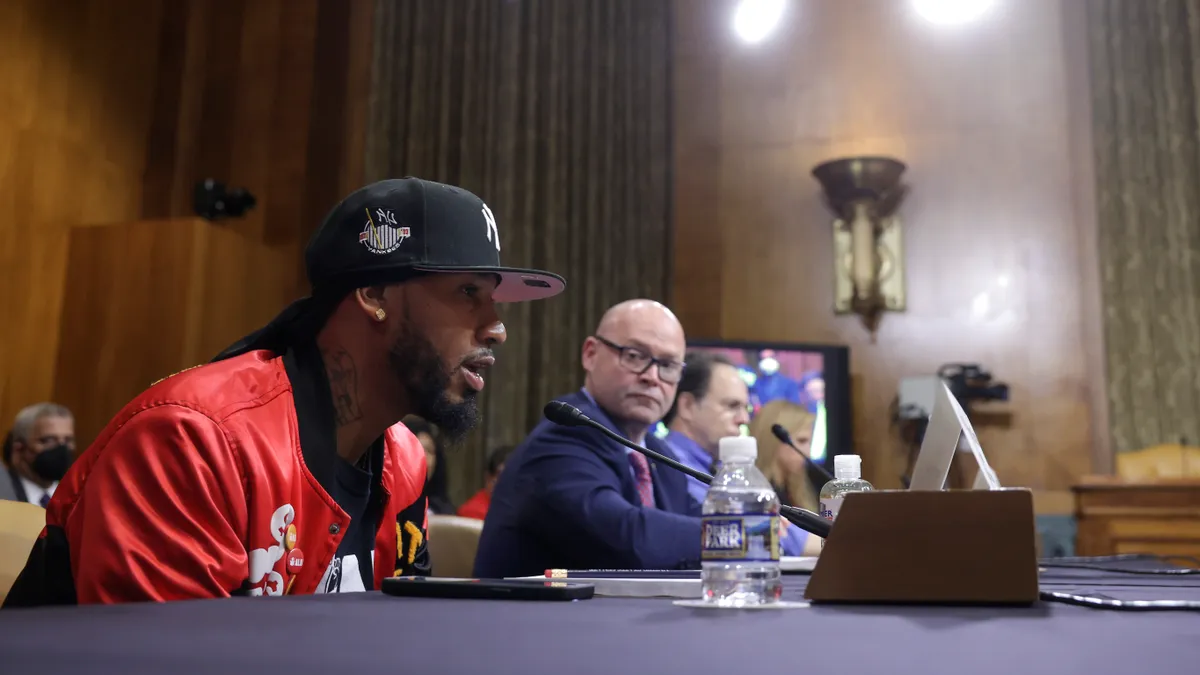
[31,445,72,483]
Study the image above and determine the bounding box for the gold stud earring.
[375,308,387,321]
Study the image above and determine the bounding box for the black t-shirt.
[318,453,378,593]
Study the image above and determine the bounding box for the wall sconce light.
[812,157,908,339]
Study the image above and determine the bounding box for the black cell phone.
[381,577,595,601]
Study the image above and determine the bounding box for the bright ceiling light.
[732,0,786,44]
[912,0,997,26]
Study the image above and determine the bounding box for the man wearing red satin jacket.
[2,178,565,605]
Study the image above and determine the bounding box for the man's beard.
[388,319,480,442]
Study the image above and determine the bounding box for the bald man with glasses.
[474,299,702,578]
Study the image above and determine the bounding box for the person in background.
[1,404,75,507]
[3,429,14,467]
[799,372,828,462]
[456,444,514,520]
[734,364,762,413]
[661,351,751,506]
[749,399,823,556]
[0,431,15,502]
[406,417,457,515]
[799,372,825,413]
[750,349,802,406]
[474,299,699,578]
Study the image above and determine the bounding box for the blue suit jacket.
[473,391,702,578]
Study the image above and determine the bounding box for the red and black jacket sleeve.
[4,406,250,606]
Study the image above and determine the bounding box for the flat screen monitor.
[660,339,852,469]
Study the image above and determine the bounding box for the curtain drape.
[1088,0,1200,452]
[365,0,673,502]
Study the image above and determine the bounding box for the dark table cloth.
[3,562,1199,674]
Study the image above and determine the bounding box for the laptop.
[907,380,1001,492]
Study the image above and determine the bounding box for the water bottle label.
[819,496,843,522]
[700,514,780,562]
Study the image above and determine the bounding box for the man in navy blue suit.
[474,299,700,578]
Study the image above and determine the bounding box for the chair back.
[426,514,484,578]
[0,500,45,602]
[1117,443,1200,481]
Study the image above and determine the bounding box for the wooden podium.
[804,488,1041,605]
[1073,476,1200,566]
[1073,443,1200,566]
[805,380,1040,605]
[52,217,301,446]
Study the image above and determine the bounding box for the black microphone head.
[770,423,792,445]
[544,401,590,427]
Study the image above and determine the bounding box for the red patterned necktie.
[628,452,655,507]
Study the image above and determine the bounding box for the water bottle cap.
[718,436,757,462]
[834,454,862,480]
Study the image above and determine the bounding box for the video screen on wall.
[669,340,852,466]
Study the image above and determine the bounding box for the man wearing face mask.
[0,404,76,507]
[751,349,802,408]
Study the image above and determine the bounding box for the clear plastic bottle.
[700,436,783,606]
[818,454,873,528]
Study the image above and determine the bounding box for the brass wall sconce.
[812,156,908,338]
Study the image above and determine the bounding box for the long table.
[2,559,1199,674]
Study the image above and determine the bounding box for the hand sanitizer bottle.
[818,455,873,529]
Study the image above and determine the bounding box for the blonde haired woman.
[749,400,824,556]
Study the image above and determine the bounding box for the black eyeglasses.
[593,335,685,384]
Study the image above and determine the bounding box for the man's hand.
[802,532,824,556]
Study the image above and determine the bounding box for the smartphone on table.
[381,576,595,601]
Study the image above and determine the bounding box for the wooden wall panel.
[672,0,1107,510]
[670,1,725,335]
[54,219,209,440]
[54,218,297,445]
[68,0,371,448]
[0,0,165,429]
[0,0,373,446]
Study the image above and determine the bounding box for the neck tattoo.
[323,347,363,428]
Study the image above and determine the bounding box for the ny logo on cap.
[360,208,410,255]
[482,204,500,252]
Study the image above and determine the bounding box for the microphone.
[771,423,835,484]
[543,401,832,539]
[543,401,714,484]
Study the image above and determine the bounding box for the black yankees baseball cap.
[307,178,565,301]
[212,178,566,361]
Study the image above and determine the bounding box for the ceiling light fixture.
[912,0,997,26]
[732,0,786,44]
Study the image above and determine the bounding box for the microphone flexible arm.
[544,402,832,539]
[771,423,835,484]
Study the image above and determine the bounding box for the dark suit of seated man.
[474,299,700,578]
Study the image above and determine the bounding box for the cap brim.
[412,265,566,302]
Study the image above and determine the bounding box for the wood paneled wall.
[0,0,166,431]
[672,0,1107,511]
[0,0,374,445]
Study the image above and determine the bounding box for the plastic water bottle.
[700,436,783,606]
[819,454,873,527]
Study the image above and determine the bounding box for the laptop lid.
[908,380,1000,491]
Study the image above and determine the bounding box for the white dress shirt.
[19,476,57,506]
